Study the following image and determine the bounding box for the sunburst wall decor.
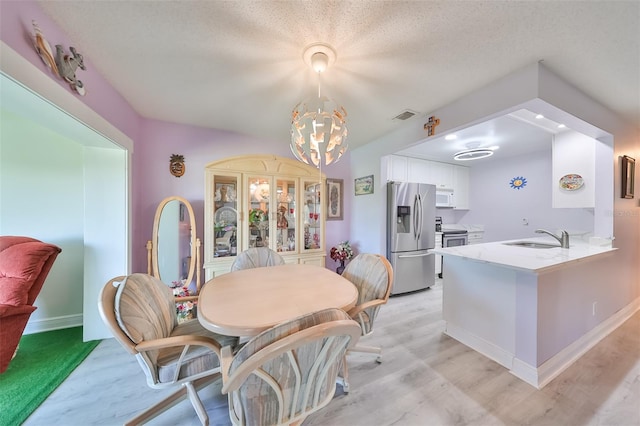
[510,176,527,190]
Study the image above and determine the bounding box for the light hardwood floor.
[24,280,640,426]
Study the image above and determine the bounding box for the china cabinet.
[204,155,326,280]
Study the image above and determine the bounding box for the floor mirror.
[147,196,201,311]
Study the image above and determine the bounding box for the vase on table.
[336,260,345,275]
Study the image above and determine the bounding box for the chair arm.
[0,304,36,318]
[135,334,222,357]
[346,299,385,318]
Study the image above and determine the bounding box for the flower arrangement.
[176,301,196,322]
[171,280,197,322]
[330,240,354,262]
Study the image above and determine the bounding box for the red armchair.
[0,236,61,373]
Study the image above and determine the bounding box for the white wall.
[457,149,595,242]
[1,50,132,338]
[0,109,85,325]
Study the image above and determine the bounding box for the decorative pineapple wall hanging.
[169,154,185,178]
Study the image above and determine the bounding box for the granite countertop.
[431,237,617,273]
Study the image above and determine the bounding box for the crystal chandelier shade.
[290,44,348,167]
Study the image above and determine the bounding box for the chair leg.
[185,381,209,426]
[350,344,383,363]
[337,354,350,393]
[124,375,217,426]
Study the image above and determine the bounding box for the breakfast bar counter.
[431,237,621,389]
[431,237,617,273]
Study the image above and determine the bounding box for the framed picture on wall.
[354,175,374,196]
[621,155,635,199]
[326,178,343,220]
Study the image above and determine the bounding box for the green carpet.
[0,327,100,426]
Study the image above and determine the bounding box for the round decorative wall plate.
[559,174,584,191]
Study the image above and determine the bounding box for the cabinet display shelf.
[204,155,326,280]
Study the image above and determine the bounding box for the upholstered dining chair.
[339,253,394,392]
[98,273,238,425]
[219,308,361,426]
[230,247,285,272]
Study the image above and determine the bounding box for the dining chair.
[230,247,285,272]
[339,253,394,392]
[219,308,361,425]
[98,273,238,425]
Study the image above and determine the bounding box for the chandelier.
[291,43,348,167]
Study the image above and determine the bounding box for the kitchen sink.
[503,241,561,249]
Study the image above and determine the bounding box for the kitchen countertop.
[431,237,617,273]
[441,224,484,232]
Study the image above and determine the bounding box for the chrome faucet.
[535,229,570,248]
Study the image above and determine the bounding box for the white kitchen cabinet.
[552,130,595,208]
[429,161,454,189]
[435,232,442,276]
[453,165,470,210]
[408,157,430,183]
[467,231,484,245]
[387,156,469,209]
[387,155,408,182]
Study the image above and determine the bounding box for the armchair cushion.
[156,319,238,383]
[114,273,176,344]
[0,242,60,306]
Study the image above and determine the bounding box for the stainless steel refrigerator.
[387,182,436,295]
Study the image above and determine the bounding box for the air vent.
[393,110,418,121]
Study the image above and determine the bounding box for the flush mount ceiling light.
[453,143,498,161]
[291,43,348,168]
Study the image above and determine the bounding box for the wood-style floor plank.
[24,281,640,426]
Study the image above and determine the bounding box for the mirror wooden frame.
[147,196,201,301]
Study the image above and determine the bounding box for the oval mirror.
[148,196,200,296]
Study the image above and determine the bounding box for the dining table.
[197,263,358,337]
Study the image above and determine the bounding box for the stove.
[439,229,468,278]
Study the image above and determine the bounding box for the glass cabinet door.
[247,176,271,249]
[212,175,239,258]
[275,178,297,253]
[302,180,323,252]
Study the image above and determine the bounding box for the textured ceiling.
[37,1,639,152]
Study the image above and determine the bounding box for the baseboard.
[531,297,640,388]
[444,322,515,369]
[447,297,640,389]
[23,314,83,335]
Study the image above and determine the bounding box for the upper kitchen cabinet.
[552,131,596,208]
[204,155,326,280]
[427,161,454,189]
[386,155,408,181]
[385,155,469,209]
[453,166,470,210]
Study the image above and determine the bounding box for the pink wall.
[2,1,353,275]
[0,1,141,140]
[134,119,352,273]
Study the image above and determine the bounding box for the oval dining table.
[197,263,358,338]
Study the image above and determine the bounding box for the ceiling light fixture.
[453,148,494,161]
[290,43,348,168]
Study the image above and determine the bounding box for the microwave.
[436,189,455,208]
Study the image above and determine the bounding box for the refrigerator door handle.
[413,195,419,240]
[417,193,423,240]
[398,252,434,258]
